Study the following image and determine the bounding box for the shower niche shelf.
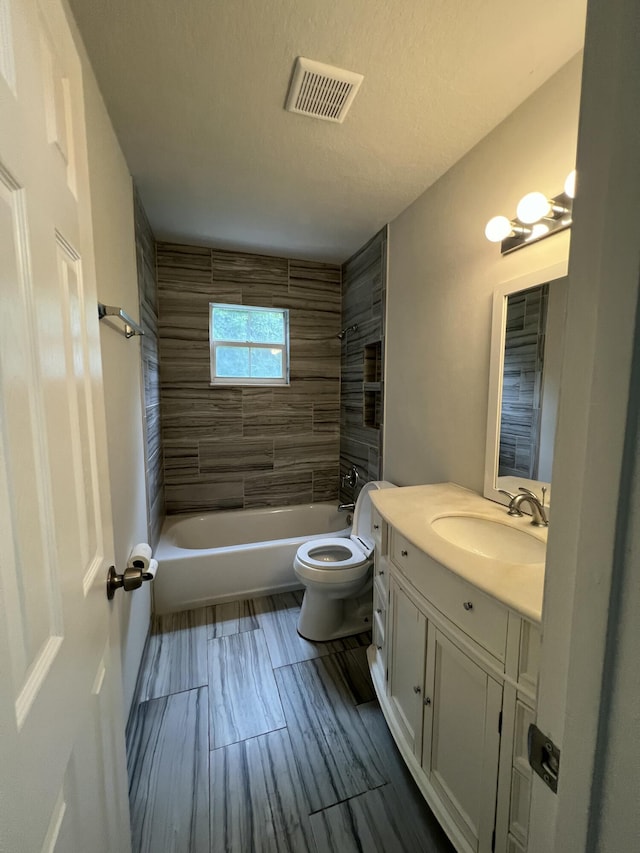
[363,341,383,429]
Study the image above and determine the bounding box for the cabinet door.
[388,579,427,754]
[423,627,502,853]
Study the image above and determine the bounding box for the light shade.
[516,191,551,224]
[484,215,512,243]
[564,170,577,199]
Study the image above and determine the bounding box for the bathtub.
[154,502,351,614]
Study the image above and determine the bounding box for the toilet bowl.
[294,480,395,641]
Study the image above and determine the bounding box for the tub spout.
[338,502,355,512]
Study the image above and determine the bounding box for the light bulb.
[516,192,551,224]
[484,215,512,243]
[564,169,576,199]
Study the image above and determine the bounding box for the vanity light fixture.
[485,171,576,255]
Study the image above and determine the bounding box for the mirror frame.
[484,260,568,509]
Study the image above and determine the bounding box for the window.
[209,303,290,385]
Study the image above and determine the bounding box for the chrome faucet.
[500,487,548,527]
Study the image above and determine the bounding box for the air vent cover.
[286,57,363,124]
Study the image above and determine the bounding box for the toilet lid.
[296,537,368,569]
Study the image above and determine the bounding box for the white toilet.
[294,480,395,641]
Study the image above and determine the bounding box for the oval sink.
[431,515,546,564]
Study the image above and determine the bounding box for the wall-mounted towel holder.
[98,303,145,338]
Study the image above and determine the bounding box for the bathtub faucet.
[338,502,355,512]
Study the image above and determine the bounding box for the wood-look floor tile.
[252,591,371,668]
[210,728,316,853]
[208,599,259,639]
[208,629,286,748]
[127,688,209,853]
[275,656,386,812]
[310,785,431,853]
[322,646,376,706]
[136,608,210,702]
[356,701,455,852]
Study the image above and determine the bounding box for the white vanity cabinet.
[369,514,541,853]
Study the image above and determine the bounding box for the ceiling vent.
[285,57,363,124]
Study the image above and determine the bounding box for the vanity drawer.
[518,621,541,695]
[391,530,508,661]
[373,582,387,636]
[371,507,387,553]
[374,552,390,594]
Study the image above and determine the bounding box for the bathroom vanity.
[368,483,545,853]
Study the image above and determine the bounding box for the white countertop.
[371,482,546,623]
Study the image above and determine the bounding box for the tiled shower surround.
[339,228,387,501]
[156,242,342,513]
[134,187,164,544]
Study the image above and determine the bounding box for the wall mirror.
[484,261,569,511]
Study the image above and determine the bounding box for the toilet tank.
[352,480,396,546]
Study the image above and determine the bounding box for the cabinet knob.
[401,549,408,557]
[373,524,380,530]
[376,607,383,614]
[424,697,431,707]
[379,569,385,575]
[376,645,383,651]
[413,685,421,694]
[463,601,474,611]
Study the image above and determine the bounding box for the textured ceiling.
[70,0,586,262]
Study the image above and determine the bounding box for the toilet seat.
[296,537,368,569]
[294,537,370,585]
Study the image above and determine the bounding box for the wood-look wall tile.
[289,309,342,341]
[156,242,212,279]
[242,405,313,437]
[165,479,244,513]
[208,629,285,748]
[212,249,289,284]
[243,471,313,509]
[199,438,273,473]
[210,728,315,853]
[274,656,386,812]
[274,435,339,470]
[289,259,341,284]
[208,599,259,639]
[313,402,340,435]
[312,465,340,502]
[163,440,200,482]
[241,387,273,412]
[161,388,243,440]
[128,688,209,853]
[272,378,339,405]
[136,607,211,702]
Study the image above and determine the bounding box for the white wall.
[384,54,582,491]
[72,23,152,718]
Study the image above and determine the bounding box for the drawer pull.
[376,607,383,614]
[378,569,385,576]
[373,524,380,530]
[413,685,421,694]
[424,696,431,707]
[463,601,474,611]
[376,645,383,651]
[401,549,408,557]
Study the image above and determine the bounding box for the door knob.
[106,565,152,600]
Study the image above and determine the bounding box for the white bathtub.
[154,502,351,614]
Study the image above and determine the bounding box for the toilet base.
[297,587,372,642]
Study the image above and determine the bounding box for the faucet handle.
[498,488,523,517]
[518,486,539,500]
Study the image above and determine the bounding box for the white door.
[0,0,132,850]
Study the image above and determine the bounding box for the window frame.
[209,302,290,386]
